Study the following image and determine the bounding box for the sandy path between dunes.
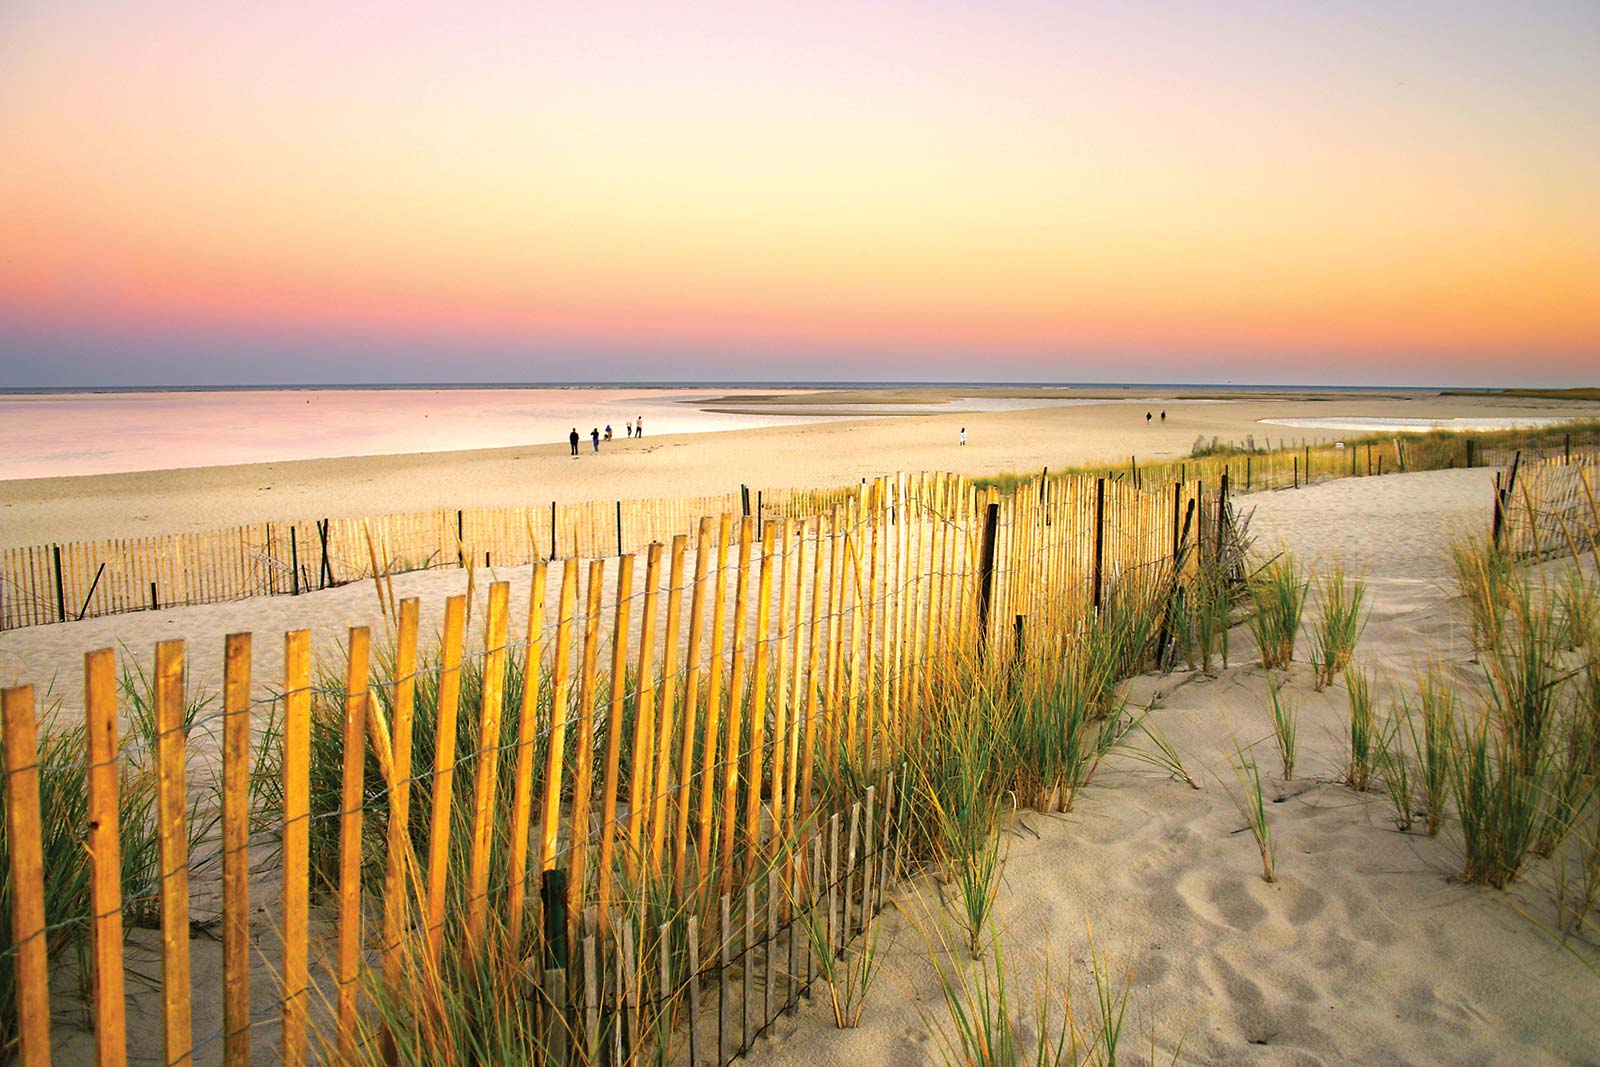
[739,468,1599,1067]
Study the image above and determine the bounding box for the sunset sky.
[2,1,1596,387]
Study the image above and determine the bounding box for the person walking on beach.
[1160,411,1166,422]
[635,416,643,438]
[591,427,601,453]
[570,428,580,456]
[605,424,613,441]
[959,427,967,446]
[626,420,633,438]
[1146,411,1152,423]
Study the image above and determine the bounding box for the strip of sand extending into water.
[4,385,1598,546]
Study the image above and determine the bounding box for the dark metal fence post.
[52,545,65,622]
[1216,471,1229,560]
[975,502,1000,661]
[1010,613,1025,689]
[541,868,570,1065]
[1492,472,1505,548]
[1092,477,1105,609]
[1170,481,1181,561]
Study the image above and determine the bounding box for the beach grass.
[1310,564,1367,691]
[1452,536,1516,653]
[1375,703,1417,832]
[1344,664,1375,792]
[1248,554,1307,671]
[1413,665,1456,836]
[1224,736,1276,883]
[1266,676,1298,780]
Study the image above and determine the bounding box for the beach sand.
[736,467,1600,1067]
[5,386,1597,545]
[8,393,1600,1064]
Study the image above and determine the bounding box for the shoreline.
[4,385,1599,546]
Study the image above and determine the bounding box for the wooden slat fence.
[0,467,1237,1065]
[1496,449,1600,562]
[7,426,1597,632]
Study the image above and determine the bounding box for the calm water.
[1260,416,1579,434]
[0,386,1115,480]
[0,387,829,480]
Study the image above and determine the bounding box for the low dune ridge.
[5,410,1599,1065]
[738,467,1600,1067]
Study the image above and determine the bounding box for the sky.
[1,1,1597,388]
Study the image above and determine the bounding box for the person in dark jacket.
[570,428,580,456]
[591,427,601,452]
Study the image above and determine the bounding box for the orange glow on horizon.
[2,2,1596,383]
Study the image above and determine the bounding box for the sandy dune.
[9,410,1600,1065]
[738,468,1599,1067]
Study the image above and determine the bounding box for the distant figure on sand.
[626,421,633,437]
[1146,411,1152,423]
[605,424,613,441]
[959,427,967,446]
[635,416,644,438]
[591,427,600,453]
[569,428,580,456]
[1160,411,1166,422]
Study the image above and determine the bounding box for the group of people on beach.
[570,417,644,455]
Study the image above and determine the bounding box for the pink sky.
[2,1,1597,385]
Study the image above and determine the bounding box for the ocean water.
[0,386,1110,480]
[1260,416,1579,434]
[0,387,825,480]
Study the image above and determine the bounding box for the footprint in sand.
[1284,883,1326,926]
[1174,869,1268,931]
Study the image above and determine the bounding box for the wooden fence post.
[155,640,193,1067]
[85,650,128,1066]
[2,685,52,1065]
[336,627,371,1062]
[551,501,558,560]
[290,525,300,594]
[222,633,252,1065]
[466,583,512,949]
[425,597,469,966]
[282,630,312,1067]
